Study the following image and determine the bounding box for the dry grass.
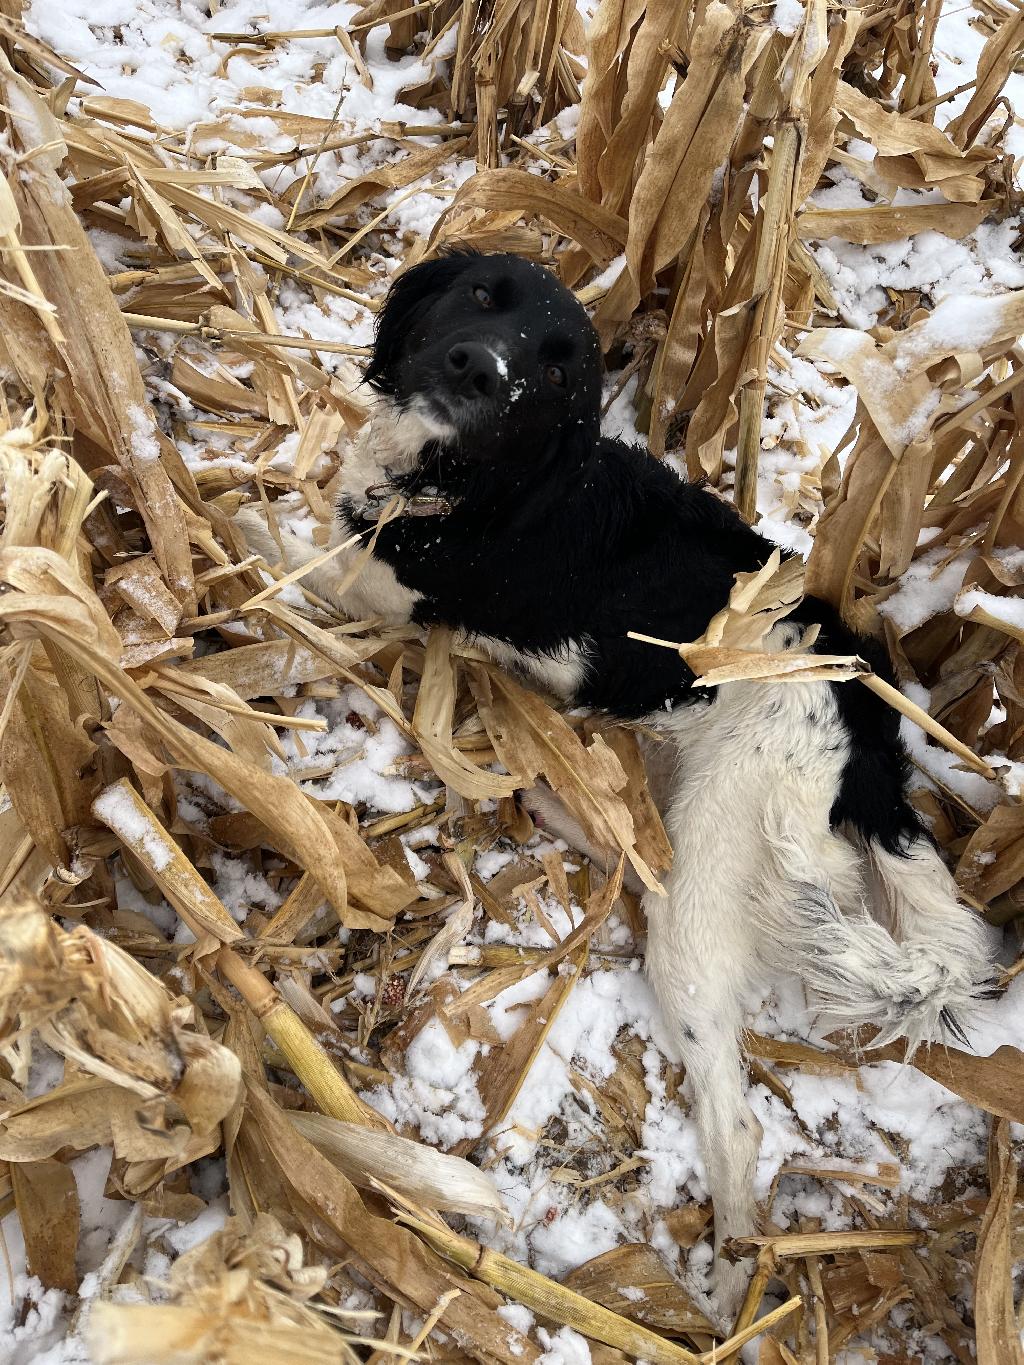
[0,0,1023,1359]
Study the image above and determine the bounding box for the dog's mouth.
[423,391,461,427]
[419,389,499,443]
[425,383,533,439]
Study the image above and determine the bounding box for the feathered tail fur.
[778,866,991,1049]
[758,787,995,1052]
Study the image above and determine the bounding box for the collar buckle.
[359,483,453,523]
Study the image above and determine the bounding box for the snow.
[811,225,1024,330]
[530,1203,626,1280]
[900,683,1005,811]
[163,1198,229,1255]
[537,1325,593,1364]
[93,783,175,871]
[896,290,1024,374]
[364,1016,486,1145]
[0,1279,69,1365]
[877,540,974,633]
[127,403,161,464]
[956,586,1024,631]
[773,0,805,35]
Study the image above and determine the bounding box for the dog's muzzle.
[443,342,505,402]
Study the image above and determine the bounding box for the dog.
[236,250,994,1319]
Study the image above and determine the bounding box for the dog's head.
[364,250,602,466]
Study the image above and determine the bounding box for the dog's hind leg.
[646,890,761,1321]
[866,839,996,1045]
[643,710,771,1323]
[643,676,860,1322]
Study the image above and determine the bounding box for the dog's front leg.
[233,507,419,626]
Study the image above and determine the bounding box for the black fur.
[348,251,924,855]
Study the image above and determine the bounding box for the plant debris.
[1,0,1024,1360]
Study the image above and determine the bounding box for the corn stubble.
[0,0,1022,1357]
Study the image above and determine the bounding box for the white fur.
[473,635,589,701]
[234,399,454,624]
[643,678,838,1316]
[339,397,456,516]
[641,665,992,1319]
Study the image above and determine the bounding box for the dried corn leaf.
[238,1082,540,1364]
[92,779,243,947]
[454,947,585,1156]
[974,1119,1024,1365]
[562,1243,713,1335]
[0,547,365,920]
[434,167,627,264]
[596,2,760,329]
[0,1076,203,1165]
[0,660,97,870]
[836,81,993,201]
[414,628,522,799]
[88,1213,354,1365]
[0,58,195,606]
[0,898,240,1160]
[947,11,1024,149]
[596,726,672,873]
[301,139,468,226]
[11,1156,80,1293]
[796,201,990,245]
[176,628,384,699]
[630,552,864,685]
[956,801,1024,904]
[468,662,661,892]
[289,1110,504,1218]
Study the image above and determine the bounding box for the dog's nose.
[444,343,502,399]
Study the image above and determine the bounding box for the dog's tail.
[761,802,995,1051]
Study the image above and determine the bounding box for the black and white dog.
[238,251,993,1317]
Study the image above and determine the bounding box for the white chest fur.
[339,399,456,515]
[239,400,589,693]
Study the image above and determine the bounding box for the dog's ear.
[365,251,479,392]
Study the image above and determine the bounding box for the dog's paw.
[681,1247,752,1337]
[232,506,284,568]
[708,1256,751,1336]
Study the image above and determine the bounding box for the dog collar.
[358,482,455,523]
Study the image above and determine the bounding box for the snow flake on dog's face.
[364,251,602,463]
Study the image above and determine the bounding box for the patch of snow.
[93,783,175,871]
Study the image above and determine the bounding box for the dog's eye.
[473,286,493,308]
[546,364,567,388]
